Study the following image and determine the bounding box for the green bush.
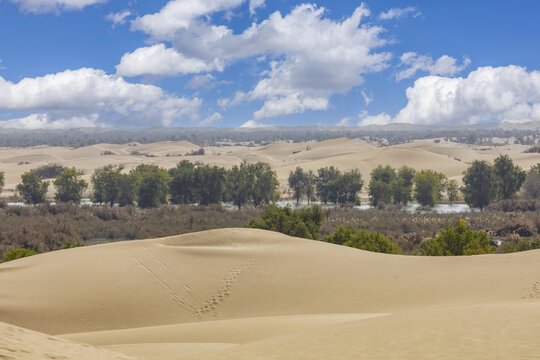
[2,248,38,263]
[421,220,494,256]
[325,226,401,254]
[248,204,325,240]
[498,237,540,253]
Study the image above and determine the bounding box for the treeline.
[1,126,540,148]
[8,161,279,210]
[287,155,540,209]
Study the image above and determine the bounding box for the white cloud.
[357,112,392,126]
[0,60,5,71]
[337,116,353,126]
[198,112,222,126]
[116,44,221,77]
[361,90,373,106]
[396,52,471,81]
[239,119,267,128]
[249,0,264,15]
[106,10,131,27]
[379,7,419,20]
[186,74,231,89]
[0,113,105,129]
[218,91,248,109]
[0,68,201,128]
[127,3,391,120]
[131,0,245,40]
[8,0,107,13]
[394,65,540,125]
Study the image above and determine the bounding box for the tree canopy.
[421,220,493,256]
[17,172,49,204]
[53,168,88,204]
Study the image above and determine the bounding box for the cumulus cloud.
[126,3,391,120]
[198,112,222,126]
[378,7,419,20]
[106,10,131,27]
[0,68,201,128]
[249,0,265,15]
[187,74,231,90]
[394,65,540,125]
[239,119,268,128]
[396,52,471,81]
[357,112,392,126]
[8,0,107,13]
[131,0,244,40]
[336,116,353,126]
[116,44,221,77]
[0,113,105,129]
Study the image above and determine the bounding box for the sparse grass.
[0,204,261,257]
[0,204,538,258]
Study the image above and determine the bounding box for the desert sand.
[1,138,539,196]
[1,228,539,359]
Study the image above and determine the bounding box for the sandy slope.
[1,138,539,195]
[0,321,132,360]
[1,228,539,359]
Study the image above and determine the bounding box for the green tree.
[249,162,279,206]
[288,167,307,204]
[131,164,170,208]
[91,169,122,206]
[226,162,253,209]
[316,166,341,204]
[393,166,416,205]
[248,204,325,240]
[368,165,396,206]
[169,160,196,205]
[421,220,493,255]
[333,169,363,205]
[195,164,226,206]
[461,160,496,209]
[325,226,401,254]
[53,168,88,204]
[0,171,4,194]
[446,179,460,204]
[414,170,446,207]
[492,155,526,200]
[16,171,49,204]
[117,173,138,206]
[523,163,540,200]
[304,170,317,204]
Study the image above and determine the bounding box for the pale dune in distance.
[1,138,539,196]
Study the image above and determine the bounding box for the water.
[6,199,474,214]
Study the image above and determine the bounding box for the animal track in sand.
[125,246,254,319]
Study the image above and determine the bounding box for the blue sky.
[1,0,540,128]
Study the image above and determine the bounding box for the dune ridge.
[2,138,539,194]
[1,228,539,359]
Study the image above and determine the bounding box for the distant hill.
[0,122,540,147]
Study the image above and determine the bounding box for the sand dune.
[1,228,539,359]
[0,321,132,360]
[2,138,539,196]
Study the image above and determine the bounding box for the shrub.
[498,237,540,253]
[248,204,325,240]
[325,226,401,254]
[421,220,494,256]
[2,248,38,263]
[31,163,66,180]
